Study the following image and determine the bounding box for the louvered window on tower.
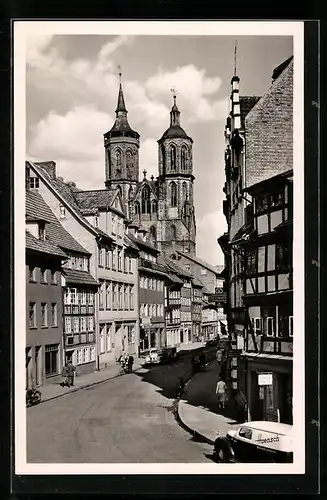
[170,145,177,170]
[170,182,177,207]
[181,146,187,170]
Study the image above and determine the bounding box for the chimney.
[34,161,56,179]
[231,76,241,130]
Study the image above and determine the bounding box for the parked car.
[213,421,293,463]
[143,347,179,365]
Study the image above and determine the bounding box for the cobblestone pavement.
[27,350,214,463]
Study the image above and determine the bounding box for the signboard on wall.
[258,373,273,386]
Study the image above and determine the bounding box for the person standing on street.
[66,359,76,387]
[216,377,227,410]
[127,355,134,373]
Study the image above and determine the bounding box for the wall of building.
[26,256,63,388]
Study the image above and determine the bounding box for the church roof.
[158,125,192,143]
[106,81,139,139]
[75,189,116,211]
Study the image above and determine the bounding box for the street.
[27,350,214,463]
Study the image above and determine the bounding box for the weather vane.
[170,86,177,105]
[118,64,122,81]
[234,41,238,77]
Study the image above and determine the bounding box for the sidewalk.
[37,358,145,404]
[178,360,240,444]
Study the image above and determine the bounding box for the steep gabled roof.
[74,188,123,214]
[160,255,193,280]
[28,162,113,243]
[26,190,90,254]
[62,268,99,286]
[26,230,67,258]
[176,250,221,276]
[240,96,261,129]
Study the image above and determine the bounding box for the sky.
[25,32,293,266]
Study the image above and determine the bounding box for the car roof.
[239,421,293,435]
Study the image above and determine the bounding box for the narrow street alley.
[27,351,214,463]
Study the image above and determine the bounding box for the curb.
[177,399,215,446]
[35,364,144,405]
[176,359,218,446]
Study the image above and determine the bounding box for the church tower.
[104,73,140,218]
[157,93,196,256]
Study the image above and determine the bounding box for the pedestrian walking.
[61,359,76,387]
[216,378,227,410]
[127,355,134,373]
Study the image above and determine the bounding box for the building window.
[98,247,104,267]
[119,285,123,309]
[126,150,133,168]
[182,181,188,202]
[112,247,117,270]
[40,268,47,283]
[170,145,177,170]
[73,317,79,333]
[105,249,110,269]
[45,344,59,376]
[116,150,122,167]
[255,194,269,214]
[170,182,177,207]
[141,185,151,214]
[29,266,36,282]
[276,242,290,270]
[129,285,134,310]
[38,224,45,240]
[29,176,39,189]
[64,289,71,305]
[246,249,257,275]
[124,285,128,310]
[88,316,94,332]
[266,317,274,337]
[59,205,66,219]
[51,270,57,284]
[41,303,48,327]
[106,282,111,310]
[128,256,132,273]
[135,201,140,215]
[80,290,87,305]
[70,288,77,305]
[252,317,262,335]
[50,303,57,327]
[80,317,87,332]
[118,249,122,271]
[65,317,71,333]
[152,200,157,213]
[99,281,104,309]
[171,224,177,240]
[181,146,187,170]
[29,302,36,328]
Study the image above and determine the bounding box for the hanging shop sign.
[258,372,273,386]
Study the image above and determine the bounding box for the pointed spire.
[170,88,180,126]
[116,69,127,115]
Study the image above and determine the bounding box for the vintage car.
[143,347,179,365]
[213,421,293,463]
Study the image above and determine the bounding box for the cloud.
[196,210,227,265]
[28,105,111,189]
[145,64,223,122]
[138,138,158,180]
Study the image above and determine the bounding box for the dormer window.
[59,205,66,219]
[38,223,45,240]
[29,176,39,189]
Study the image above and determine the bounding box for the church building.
[103,75,197,257]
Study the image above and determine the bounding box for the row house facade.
[239,171,293,424]
[218,56,293,423]
[26,160,139,370]
[26,191,67,388]
[127,223,171,352]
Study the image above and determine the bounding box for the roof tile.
[26,230,67,258]
[62,268,99,286]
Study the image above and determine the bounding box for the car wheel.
[216,446,230,463]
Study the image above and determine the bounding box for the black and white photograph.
[14,21,305,475]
